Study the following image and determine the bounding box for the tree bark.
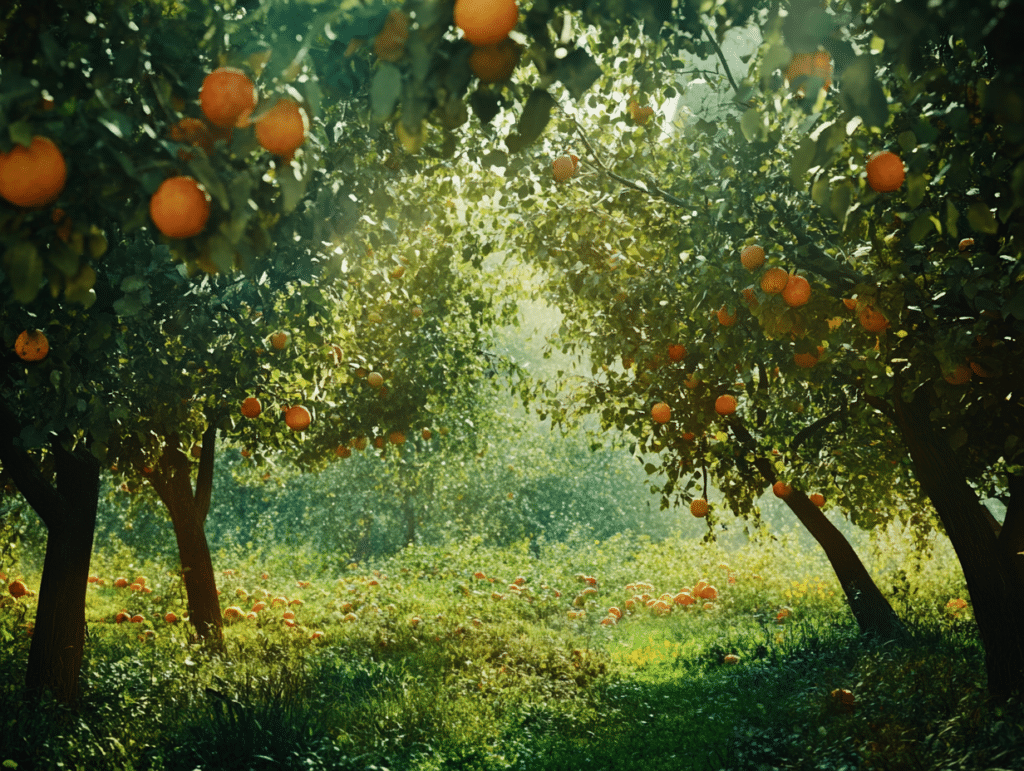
[0,411,99,704]
[143,425,222,643]
[893,393,1024,699]
[25,439,100,702]
[730,418,906,640]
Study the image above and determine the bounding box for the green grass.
[1,528,1022,771]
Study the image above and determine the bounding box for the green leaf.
[2,241,43,303]
[791,137,816,185]
[370,65,402,123]
[740,108,763,143]
[506,89,556,153]
[554,49,602,101]
[1004,285,1024,321]
[945,200,959,240]
[906,173,927,209]
[908,214,934,243]
[98,110,132,139]
[967,201,998,234]
[839,55,888,128]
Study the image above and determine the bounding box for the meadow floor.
[2,531,1023,770]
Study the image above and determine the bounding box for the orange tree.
[453,0,1024,696]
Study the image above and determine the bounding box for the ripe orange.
[336,444,352,458]
[169,117,214,160]
[859,306,889,333]
[453,0,518,46]
[255,98,309,159]
[782,274,811,307]
[271,331,290,350]
[717,305,738,326]
[0,136,67,208]
[8,580,28,598]
[389,430,406,445]
[149,176,210,239]
[422,427,432,440]
[628,100,655,125]
[374,9,410,62]
[285,405,311,431]
[684,373,700,389]
[785,51,833,94]
[969,360,991,378]
[241,396,262,418]
[130,614,145,623]
[552,155,577,182]
[164,612,178,623]
[651,402,671,424]
[958,238,974,251]
[809,493,826,507]
[469,37,522,82]
[15,329,49,362]
[943,364,972,385]
[741,287,759,309]
[724,654,741,664]
[52,207,72,242]
[715,394,737,415]
[200,67,257,129]
[793,351,818,368]
[760,267,789,294]
[740,244,766,270]
[865,151,905,193]
[772,481,792,498]
[690,498,709,517]
[367,371,384,388]
[667,343,687,362]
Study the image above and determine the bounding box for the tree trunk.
[143,425,222,643]
[894,393,1024,699]
[25,440,100,702]
[0,413,100,704]
[730,418,906,640]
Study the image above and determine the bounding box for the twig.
[699,21,740,94]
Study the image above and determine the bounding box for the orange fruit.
[772,481,792,498]
[149,176,210,239]
[169,117,214,160]
[336,444,352,458]
[469,37,522,82]
[422,427,432,440]
[667,344,687,362]
[552,155,577,182]
[865,151,905,193]
[367,371,384,388]
[200,67,257,129]
[724,654,741,664]
[8,580,28,598]
[785,51,833,94]
[943,364,972,385]
[760,267,789,294]
[271,331,290,350]
[388,430,406,445]
[52,207,72,242]
[285,405,311,431]
[740,244,766,270]
[842,298,857,310]
[374,9,410,62]
[809,493,826,507]
[741,287,759,309]
[628,100,655,125]
[715,394,737,415]
[969,360,991,378]
[15,329,49,362]
[859,306,889,333]
[782,274,811,307]
[684,373,700,389]
[793,351,818,369]
[651,402,671,424]
[717,305,738,326]
[255,98,309,159]
[690,498,709,517]
[453,0,518,46]
[0,136,67,208]
[958,238,974,251]
[241,396,262,418]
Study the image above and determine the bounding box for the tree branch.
[699,21,740,94]
[194,421,218,525]
[0,402,63,529]
[790,405,846,453]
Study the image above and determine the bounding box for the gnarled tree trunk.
[143,424,222,643]
[731,418,906,640]
[894,393,1024,698]
[0,412,99,703]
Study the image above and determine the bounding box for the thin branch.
[0,402,63,529]
[699,21,740,94]
[790,405,846,453]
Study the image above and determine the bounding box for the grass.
[1,525,1022,771]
